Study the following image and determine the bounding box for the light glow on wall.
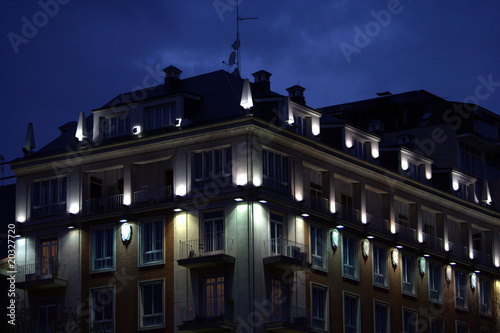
[330,202,336,214]
[425,164,432,180]
[361,212,367,224]
[391,223,396,234]
[495,258,500,267]
[123,193,131,206]
[236,174,248,186]
[311,117,320,136]
[418,232,423,243]
[240,79,253,110]
[401,154,409,171]
[469,248,474,260]
[444,241,449,252]
[69,203,80,214]
[295,192,303,202]
[452,173,460,191]
[176,185,187,197]
[345,132,353,148]
[371,142,379,158]
[17,215,26,223]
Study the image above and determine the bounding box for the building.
[11,68,500,332]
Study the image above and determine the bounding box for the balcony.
[309,196,329,214]
[178,237,235,269]
[394,224,417,243]
[365,212,389,233]
[448,241,469,260]
[263,238,310,272]
[472,249,492,266]
[133,185,173,207]
[16,262,66,290]
[84,194,123,215]
[422,234,444,252]
[336,204,361,224]
[264,306,311,333]
[179,302,235,332]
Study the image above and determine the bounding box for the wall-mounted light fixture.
[132,126,142,135]
[391,249,399,268]
[362,239,370,260]
[419,257,426,276]
[121,223,132,243]
[445,265,453,284]
[470,272,477,291]
[331,229,339,251]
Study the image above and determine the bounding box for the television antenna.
[223,2,257,77]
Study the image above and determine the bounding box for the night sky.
[1,1,499,183]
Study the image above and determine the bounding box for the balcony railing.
[472,249,492,266]
[310,196,329,213]
[31,203,66,218]
[179,237,234,260]
[394,224,417,243]
[365,212,389,233]
[265,305,310,329]
[336,204,360,223]
[193,175,232,191]
[263,238,310,271]
[179,302,234,328]
[448,241,469,260]
[133,185,173,207]
[16,261,65,283]
[423,234,444,252]
[85,194,123,215]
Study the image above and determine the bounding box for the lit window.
[402,254,416,296]
[310,225,325,269]
[374,300,390,333]
[344,292,360,333]
[262,149,289,193]
[270,277,286,322]
[429,262,442,302]
[102,113,130,138]
[145,103,176,130]
[429,315,444,333]
[31,177,67,218]
[455,270,469,310]
[456,321,469,333]
[91,226,115,272]
[193,147,232,191]
[139,280,164,329]
[373,245,388,288]
[478,278,492,315]
[203,276,225,319]
[311,284,327,330]
[402,308,418,333]
[90,287,114,332]
[140,218,164,265]
[342,235,358,279]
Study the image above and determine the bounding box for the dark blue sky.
[1,1,499,183]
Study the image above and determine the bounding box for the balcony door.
[270,213,284,255]
[203,211,224,254]
[39,238,58,278]
[203,276,225,318]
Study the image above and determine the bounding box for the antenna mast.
[223,2,257,77]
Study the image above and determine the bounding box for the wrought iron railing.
[263,238,308,263]
[133,185,173,207]
[179,237,234,259]
[180,302,233,325]
[16,261,65,283]
[265,305,310,328]
[85,194,123,215]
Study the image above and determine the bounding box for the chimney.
[251,70,272,94]
[286,85,306,105]
[163,65,182,92]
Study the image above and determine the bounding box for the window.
[203,276,225,319]
[402,254,416,296]
[343,292,360,333]
[102,114,130,138]
[351,139,366,159]
[456,322,469,333]
[31,177,67,217]
[478,277,492,315]
[140,218,164,265]
[374,301,390,333]
[311,284,327,330]
[455,270,469,310]
[394,201,410,229]
[342,235,358,279]
[310,225,325,269]
[39,238,58,278]
[422,210,436,238]
[270,277,286,321]
[373,245,387,287]
[407,162,421,181]
[145,103,176,130]
[262,149,289,193]
[472,233,482,251]
[430,315,444,333]
[459,142,482,176]
[92,226,115,272]
[270,213,284,255]
[402,308,418,333]
[293,114,307,136]
[203,210,225,253]
[429,262,442,302]
[193,147,232,190]
[457,183,471,201]
[139,280,164,329]
[38,298,57,333]
[90,287,114,332]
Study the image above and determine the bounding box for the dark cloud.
[1,0,499,181]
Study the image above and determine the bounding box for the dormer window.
[101,113,130,138]
[293,114,308,136]
[145,103,176,130]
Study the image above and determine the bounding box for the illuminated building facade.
[11,68,500,332]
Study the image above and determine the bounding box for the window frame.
[478,277,492,316]
[310,224,326,270]
[192,146,232,191]
[373,244,388,288]
[343,291,360,333]
[311,283,328,331]
[429,315,444,333]
[373,300,390,333]
[144,103,176,130]
[101,113,131,138]
[138,279,165,330]
[31,177,67,218]
[139,217,165,267]
[202,275,226,319]
[456,321,470,333]
[262,148,290,194]
[402,307,418,333]
[90,285,115,333]
[401,253,416,296]
[90,224,116,273]
[454,269,469,310]
[342,234,359,280]
[428,261,443,303]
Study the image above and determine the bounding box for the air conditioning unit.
[287,245,301,260]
